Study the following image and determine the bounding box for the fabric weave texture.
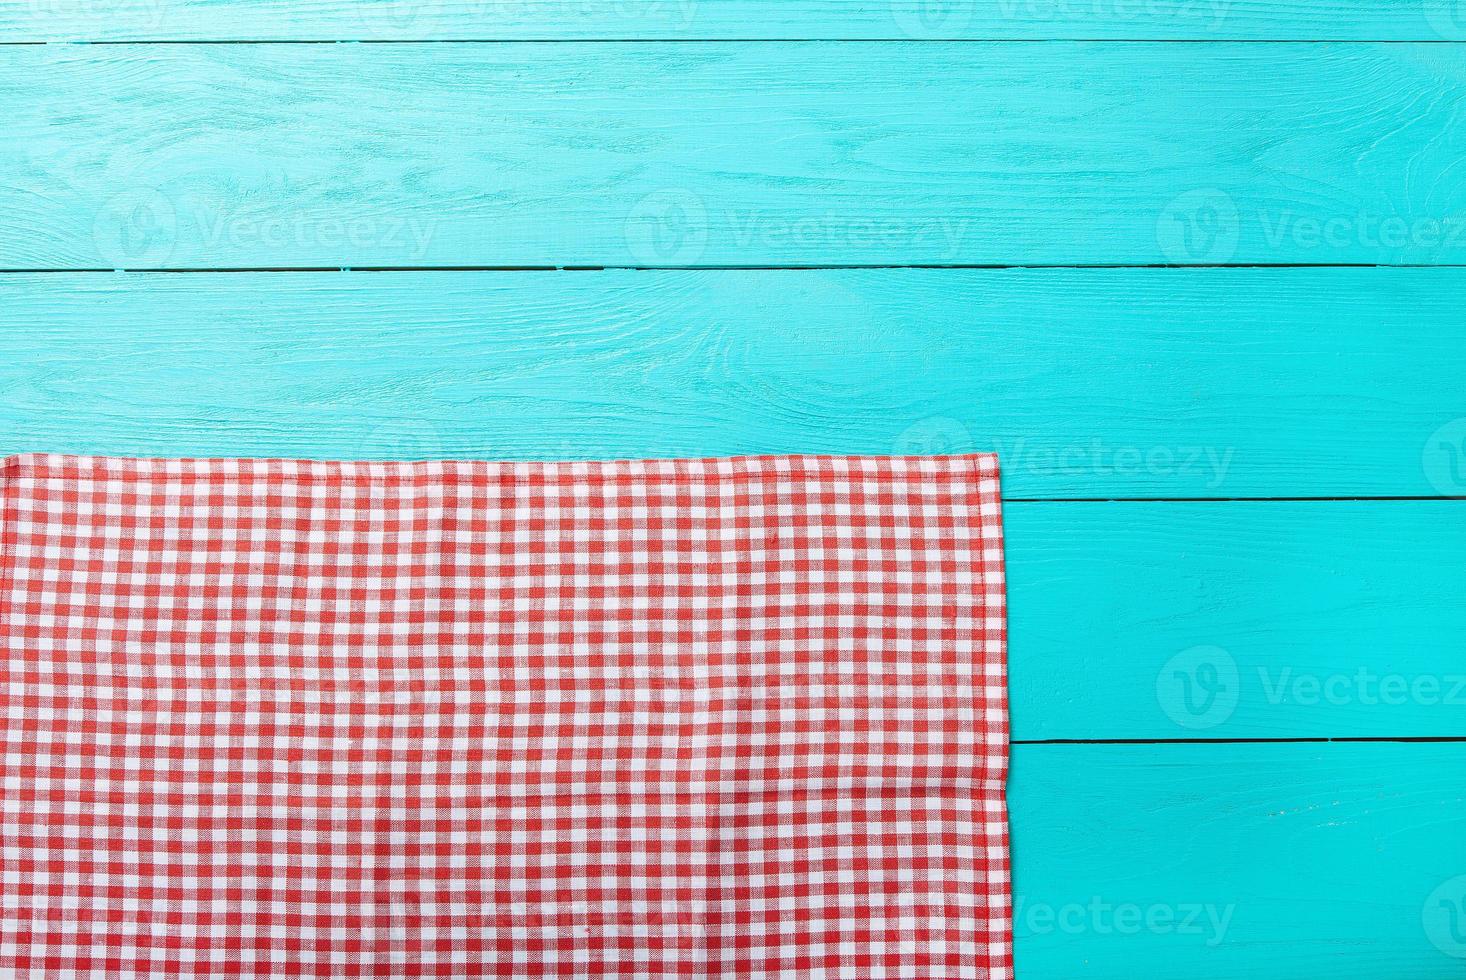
[0,453,1009,979]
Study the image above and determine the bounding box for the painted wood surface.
[9,0,1466,41]
[4,270,1465,499]
[1009,742,1466,977]
[1007,501,1466,739]
[8,43,1466,268]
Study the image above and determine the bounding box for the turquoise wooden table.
[4,3,1466,976]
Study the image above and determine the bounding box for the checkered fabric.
[0,453,1009,979]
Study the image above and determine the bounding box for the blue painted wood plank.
[5,271,1465,739]
[1010,742,1466,977]
[6,44,1466,267]
[6,0,1464,40]
[3,270,1464,498]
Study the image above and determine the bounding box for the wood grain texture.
[3,270,1465,498]
[1010,742,1466,977]
[6,43,1466,268]
[1008,501,1466,739]
[7,0,1465,40]
[6,272,1465,739]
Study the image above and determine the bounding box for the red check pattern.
[0,453,1008,979]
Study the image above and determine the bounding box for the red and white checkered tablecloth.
[0,453,1009,979]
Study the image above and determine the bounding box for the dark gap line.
[1015,737,1466,745]
[6,263,1466,274]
